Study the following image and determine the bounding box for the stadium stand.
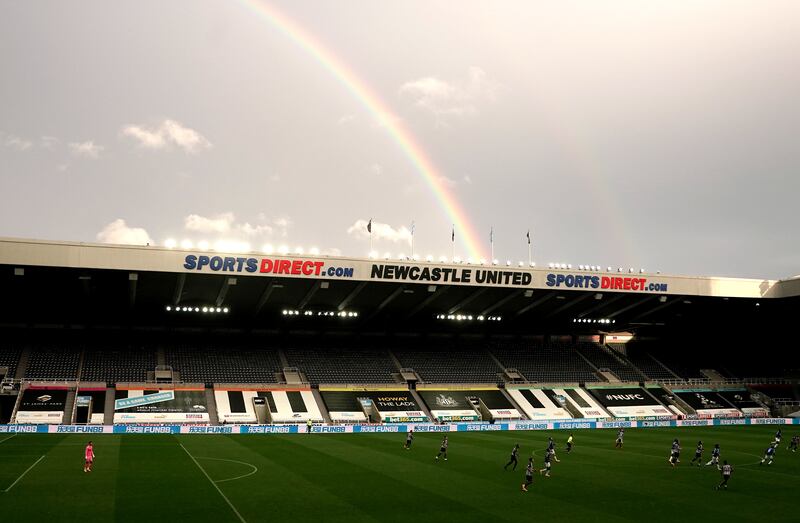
[574,343,643,381]
[81,345,157,383]
[617,344,677,380]
[393,343,503,383]
[165,343,283,384]
[0,344,22,378]
[283,346,398,384]
[490,341,596,383]
[24,345,81,380]
[633,342,707,380]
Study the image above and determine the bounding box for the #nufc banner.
[589,388,660,407]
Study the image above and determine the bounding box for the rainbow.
[238,0,487,260]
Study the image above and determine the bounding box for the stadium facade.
[1,237,798,429]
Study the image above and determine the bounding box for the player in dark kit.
[615,428,624,449]
[403,429,413,450]
[547,437,560,462]
[521,458,534,492]
[716,461,733,490]
[504,444,520,471]
[539,449,553,477]
[789,435,799,452]
[774,429,782,445]
[706,443,721,469]
[435,435,448,461]
[690,441,704,467]
[760,443,776,465]
[668,438,681,467]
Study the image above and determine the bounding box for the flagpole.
[490,227,494,263]
[411,221,415,259]
[527,230,532,265]
[451,225,455,261]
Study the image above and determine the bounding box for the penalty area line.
[4,455,45,493]
[180,443,246,523]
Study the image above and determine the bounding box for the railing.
[657,377,794,387]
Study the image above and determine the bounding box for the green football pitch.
[0,426,797,522]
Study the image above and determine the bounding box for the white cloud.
[184,212,277,238]
[5,136,33,151]
[237,222,273,237]
[40,136,59,149]
[122,119,211,153]
[269,174,281,182]
[400,66,498,120]
[69,140,103,159]
[96,219,152,245]
[184,212,235,233]
[463,175,473,185]
[337,114,356,125]
[347,219,412,245]
[273,217,292,238]
[370,163,383,176]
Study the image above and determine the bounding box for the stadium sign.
[371,264,533,287]
[2,238,794,298]
[183,254,355,278]
[545,273,668,292]
[114,390,175,410]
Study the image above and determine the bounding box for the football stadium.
[4,1,800,522]
[1,238,799,522]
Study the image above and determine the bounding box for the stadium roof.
[1,237,798,335]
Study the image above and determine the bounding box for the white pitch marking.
[180,444,246,523]
[4,455,45,492]
[196,456,259,484]
[0,434,17,445]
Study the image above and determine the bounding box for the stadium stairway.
[386,349,405,373]
[701,369,727,382]
[648,354,683,380]
[659,384,696,416]
[104,386,115,424]
[12,346,31,379]
[499,387,529,420]
[62,389,77,424]
[574,350,606,381]
[9,385,24,423]
[204,388,219,425]
[311,388,332,423]
[601,345,649,381]
[409,388,435,422]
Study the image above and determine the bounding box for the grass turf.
[0,426,797,522]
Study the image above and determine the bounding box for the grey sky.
[1,0,798,279]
